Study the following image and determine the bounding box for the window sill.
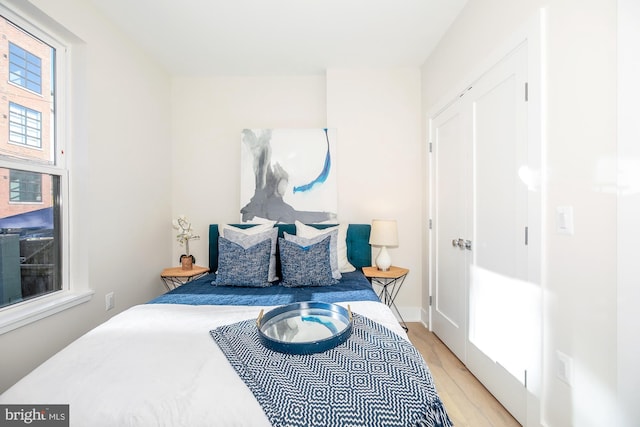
[0,289,94,335]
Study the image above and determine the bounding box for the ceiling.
[87,0,467,76]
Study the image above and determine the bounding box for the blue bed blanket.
[148,271,379,306]
[211,313,453,427]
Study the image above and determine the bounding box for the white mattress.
[0,301,407,427]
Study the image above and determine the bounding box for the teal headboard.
[208,224,371,272]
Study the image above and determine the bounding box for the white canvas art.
[240,128,338,223]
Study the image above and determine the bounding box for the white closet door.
[430,96,470,362]
[430,41,533,425]
[465,42,530,424]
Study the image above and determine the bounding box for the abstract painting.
[240,128,337,223]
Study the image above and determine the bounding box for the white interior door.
[430,42,535,425]
[465,43,529,424]
[430,98,469,362]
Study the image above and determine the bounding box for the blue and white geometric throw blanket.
[210,313,453,427]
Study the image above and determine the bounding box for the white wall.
[170,70,424,320]
[326,69,423,318]
[422,1,618,426]
[0,0,172,392]
[170,75,327,262]
[617,0,640,425]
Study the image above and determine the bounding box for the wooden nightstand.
[160,265,210,291]
[362,266,409,331]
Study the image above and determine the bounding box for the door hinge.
[525,226,529,245]
[429,295,433,306]
[524,369,528,388]
[524,82,529,102]
[429,219,432,229]
[429,142,433,153]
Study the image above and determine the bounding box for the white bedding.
[0,301,407,427]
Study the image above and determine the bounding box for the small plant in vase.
[172,215,200,270]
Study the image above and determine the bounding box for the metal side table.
[362,266,409,331]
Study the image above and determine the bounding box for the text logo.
[1,405,68,426]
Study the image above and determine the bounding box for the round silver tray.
[256,301,352,354]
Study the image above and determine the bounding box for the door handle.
[451,238,472,250]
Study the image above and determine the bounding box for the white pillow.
[295,221,355,273]
[220,221,275,237]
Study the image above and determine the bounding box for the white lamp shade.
[369,219,398,247]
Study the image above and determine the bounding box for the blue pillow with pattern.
[224,227,279,282]
[278,236,338,288]
[215,237,271,287]
[284,230,341,280]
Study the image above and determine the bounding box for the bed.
[0,223,452,427]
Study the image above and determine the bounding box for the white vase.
[375,246,392,271]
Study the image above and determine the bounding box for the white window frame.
[0,4,93,335]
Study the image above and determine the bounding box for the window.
[8,41,42,94]
[9,170,43,203]
[0,6,88,331]
[1,13,60,311]
[9,102,42,149]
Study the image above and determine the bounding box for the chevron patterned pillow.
[278,236,338,287]
[214,237,271,287]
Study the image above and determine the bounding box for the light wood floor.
[406,322,521,427]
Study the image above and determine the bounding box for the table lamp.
[369,219,398,271]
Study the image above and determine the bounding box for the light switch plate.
[557,350,573,386]
[556,206,574,235]
[105,292,115,311]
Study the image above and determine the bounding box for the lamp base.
[375,246,392,271]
